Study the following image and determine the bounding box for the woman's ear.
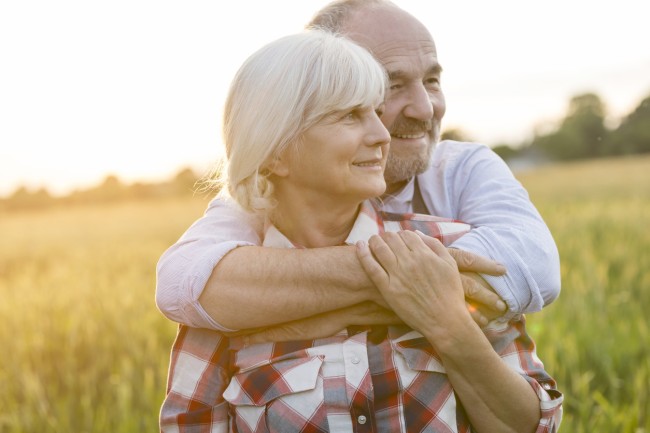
[268,138,300,177]
[267,153,290,177]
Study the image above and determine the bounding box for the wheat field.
[1,155,649,432]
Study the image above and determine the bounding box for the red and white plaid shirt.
[160,200,563,432]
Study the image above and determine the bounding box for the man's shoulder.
[200,193,265,235]
[425,140,494,174]
[206,193,261,219]
[431,140,490,161]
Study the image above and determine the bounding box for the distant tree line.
[488,92,650,164]
[3,91,649,211]
[0,167,209,212]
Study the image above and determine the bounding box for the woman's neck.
[270,191,362,248]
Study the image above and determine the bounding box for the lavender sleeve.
[155,196,263,330]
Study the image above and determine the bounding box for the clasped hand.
[233,231,507,344]
[357,231,507,331]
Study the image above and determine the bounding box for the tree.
[533,93,608,160]
[5,186,53,210]
[172,167,199,195]
[92,175,125,201]
[491,144,519,162]
[608,95,650,155]
[441,127,473,143]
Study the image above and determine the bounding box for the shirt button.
[351,356,360,364]
[357,415,367,424]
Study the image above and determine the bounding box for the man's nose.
[403,83,434,121]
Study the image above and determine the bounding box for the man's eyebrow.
[431,63,444,75]
[387,64,443,80]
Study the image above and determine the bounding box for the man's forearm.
[198,245,378,330]
[231,302,401,344]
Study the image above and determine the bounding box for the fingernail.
[496,300,507,312]
[356,240,366,249]
[496,264,507,274]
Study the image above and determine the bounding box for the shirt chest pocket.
[393,336,464,432]
[223,356,325,433]
[393,335,448,388]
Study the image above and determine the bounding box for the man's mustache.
[389,118,433,135]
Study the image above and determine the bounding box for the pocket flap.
[393,331,446,374]
[224,356,323,406]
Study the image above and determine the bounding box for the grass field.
[1,155,649,432]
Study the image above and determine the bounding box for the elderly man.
[156,0,560,337]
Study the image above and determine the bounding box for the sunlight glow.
[1,0,649,196]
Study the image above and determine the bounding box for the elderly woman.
[160,30,562,433]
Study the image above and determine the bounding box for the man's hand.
[231,302,402,345]
[444,243,505,276]
[417,232,508,326]
[461,272,507,326]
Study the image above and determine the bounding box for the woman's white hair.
[217,29,387,213]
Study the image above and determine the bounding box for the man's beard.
[383,118,439,186]
[383,144,433,185]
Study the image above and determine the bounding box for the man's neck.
[382,178,411,198]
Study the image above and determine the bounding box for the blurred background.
[2,0,649,198]
[1,1,649,432]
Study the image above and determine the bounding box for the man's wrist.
[348,244,383,303]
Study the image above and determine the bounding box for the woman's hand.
[356,230,472,342]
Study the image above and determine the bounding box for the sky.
[1,0,649,197]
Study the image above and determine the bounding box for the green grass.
[518,155,650,432]
[0,199,207,432]
[1,155,649,432]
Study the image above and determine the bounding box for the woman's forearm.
[428,320,541,433]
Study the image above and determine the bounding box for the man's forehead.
[341,5,438,68]
[342,5,430,36]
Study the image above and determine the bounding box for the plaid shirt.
[160,200,563,432]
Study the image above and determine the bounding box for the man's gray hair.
[306,0,394,33]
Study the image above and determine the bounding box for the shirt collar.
[380,177,416,213]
